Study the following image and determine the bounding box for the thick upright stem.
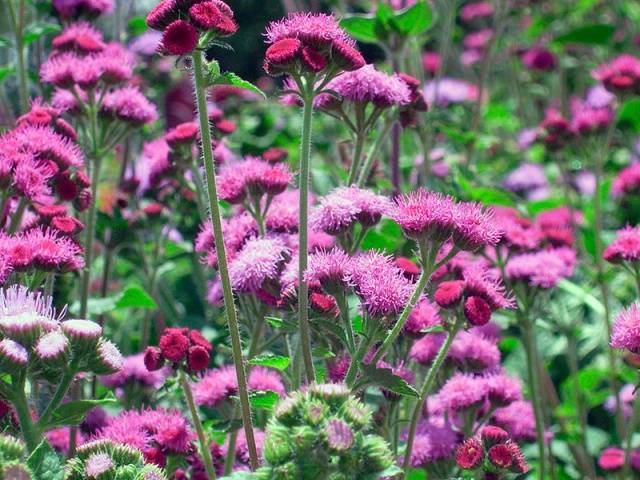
[7,0,28,113]
[593,121,625,440]
[79,157,102,318]
[522,318,547,479]
[180,371,217,480]
[191,50,259,469]
[12,378,40,452]
[38,366,77,428]
[297,86,316,383]
[402,320,462,476]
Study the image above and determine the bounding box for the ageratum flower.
[52,0,113,19]
[613,163,640,197]
[592,54,640,96]
[345,251,414,318]
[604,225,640,264]
[228,236,290,293]
[448,331,500,372]
[611,303,640,354]
[492,400,536,442]
[100,86,158,126]
[455,437,484,470]
[264,13,364,77]
[506,247,576,288]
[0,285,60,346]
[431,372,489,414]
[404,421,458,468]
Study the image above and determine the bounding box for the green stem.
[356,117,393,187]
[593,120,625,441]
[297,83,316,383]
[346,129,366,185]
[180,371,217,480]
[370,244,455,368]
[191,50,258,470]
[402,319,463,476]
[38,365,77,429]
[8,198,27,234]
[79,156,102,318]
[224,427,238,475]
[566,331,591,474]
[13,377,40,453]
[522,318,547,480]
[7,0,28,113]
[344,328,372,386]
[335,292,354,352]
[623,392,640,478]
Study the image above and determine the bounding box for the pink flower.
[404,298,441,337]
[100,353,170,390]
[492,400,536,441]
[611,303,640,354]
[451,202,503,251]
[52,22,105,53]
[604,225,640,264]
[52,0,113,19]
[265,190,303,233]
[345,251,414,318]
[317,65,411,109]
[228,236,290,293]
[265,13,354,48]
[196,213,257,268]
[521,46,556,71]
[305,248,350,292]
[409,333,445,365]
[592,54,640,95]
[506,247,576,288]
[460,1,494,22]
[161,20,199,55]
[613,163,640,196]
[432,372,489,414]
[404,421,458,467]
[484,371,523,407]
[449,331,500,372]
[455,437,484,469]
[598,447,625,471]
[101,86,158,125]
[391,189,456,241]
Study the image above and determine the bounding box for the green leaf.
[249,354,291,371]
[22,22,61,46]
[467,186,515,207]
[0,66,16,84]
[249,390,280,410]
[264,316,297,332]
[405,469,427,480]
[115,285,157,310]
[553,24,615,46]
[361,219,403,253]
[360,363,419,398]
[340,15,379,43]
[557,279,604,315]
[392,0,433,36]
[128,16,148,36]
[0,36,12,48]
[526,197,565,216]
[45,395,117,429]
[618,98,640,132]
[26,441,63,480]
[213,72,266,99]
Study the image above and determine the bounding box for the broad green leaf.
[526,197,565,216]
[128,16,148,36]
[115,285,157,310]
[249,390,280,410]
[26,441,64,480]
[249,354,291,371]
[45,395,117,429]
[405,469,427,480]
[213,72,266,99]
[392,1,433,36]
[360,363,419,397]
[618,98,640,132]
[361,219,403,253]
[557,279,604,315]
[340,16,379,43]
[23,23,61,46]
[466,186,515,207]
[553,24,615,46]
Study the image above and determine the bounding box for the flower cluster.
[0,434,30,479]
[52,0,113,19]
[64,439,167,480]
[43,23,156,127]
[264,13,365,78]
[604,225,640,265]
[144,327,213,373]
[254,384,396,479]
[147,0,238,56]
[455,426,529,475]
[592,54,640,97]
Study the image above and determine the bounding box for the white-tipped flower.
[35,330,70,367]
[85,453,114,479]
[0,338,28,374]
[91,339,123,375]
[0,286,60,346]
[62,319,102,353]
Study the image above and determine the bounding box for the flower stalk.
[191,49,259,470]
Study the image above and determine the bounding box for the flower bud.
[325,419,353,452]
[480,425,510,447]
[359,435,394,473]
[91,339,123,375]
[143,346,164,372]
[488,443,513,469]
[464,296,492,326]
[35,330,70,367]
[186,345,210,372]
[455,437,484,470]
[62,319,102,354]
[0,339,28,374]
[158,329,189,362]
[434,280,465,308]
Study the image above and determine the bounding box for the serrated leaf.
[26,441,63,480]
[249,354,291,371]
[360,363,419,397]
[249,390,280,410]
[392,0,433,36]
[213,72,265,99]
[22,22,61,46]
[553,24,615,46]
[116,285,157,310]
[340,15,379,43]
[44,394,117,429]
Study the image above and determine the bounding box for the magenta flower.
[613,163,640,197]
[409,332,446,365]
[404,298,441,337]
[604,225,640,264]
[392,189,456,241]
[492,401,537,442]
[52,0,113,19]
[304,248,351,293]
[611,303,640,354]
[506,247,576,288]
[101,86,158,126]
[431,372,489,414]
[460,1,494,22]
[100,353,170,391]
[228,236,290,293]
[449,331,500,372]
[592,54,640,96]
[404,421,458,468]
[345,251,414,318]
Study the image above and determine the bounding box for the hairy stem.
[13,376,41,453]
[7,0,28,113]
[297,83,317,383]
[192,50,259,469]
[402,319,463,476]
[522,317,547,479]
[180,371,217,480]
